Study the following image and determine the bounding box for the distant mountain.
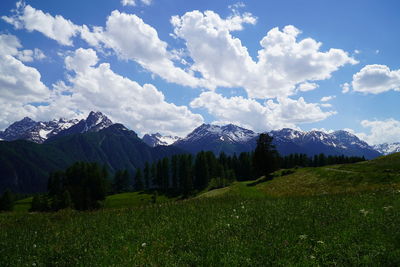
[48,111,113,140]
[373,142,400,155]
[142,133,181,147]
[0,123,184,193]
[172,125,381,159]
[173,123,257,155]
[0,117,78,144]
[268,128,380,159]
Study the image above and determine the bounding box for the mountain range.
[0,111,397,193]
[144,124,381,159]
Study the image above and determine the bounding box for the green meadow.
[1,153,400,266]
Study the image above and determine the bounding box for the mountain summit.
[173,123,257,155]
[0,111,112,143]
[45,111,113,140]
[142,133,181,147]
[0,117,78,143]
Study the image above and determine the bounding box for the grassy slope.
[2,153,400,265]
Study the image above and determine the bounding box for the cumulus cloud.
[352,64,400,94]
[190,91,335,132]
[60,48,203,136]
[320,95,335,102]
[0,34,46,62]
[121,0,151,6]
[354,119,400,145]
[172,11,357,98]
[81,10,202,87]
[0,34,49,103]
[2,1,81,46]
[341,82,350,93]
[0,34,50,129]
[297,82,319,92]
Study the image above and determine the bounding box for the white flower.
[233,209,236,212]
[383,206,393,211]
[235,215,239,219]
[241,205,245,209]
[310,255,316,259]
[359,209,370,216]
[33,244,37,248]
[141,242,147,247]
[299,234,308,240]
[317,240,324,244]
[32,263,36,266]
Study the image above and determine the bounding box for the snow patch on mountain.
[142,133,181,147]
[0,117,79,143]
[373,142,400,155]
[180,123,258,144]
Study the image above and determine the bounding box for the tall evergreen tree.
[0,189,14,211]
[171,155,178,190]
[162,158,170,191]
[134,168,144,191]
[143,162,150,190]
[253,133,280,178]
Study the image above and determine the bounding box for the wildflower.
[359,209,370,216]
[33,244,37,248]
[227,224,230,227]
[299,234,308,240]
[141,242,147,247]
[32,263,36,266]
[241,205,245,209]
[383,206,393,211]
[317,240,324,244]
[235,215,239,219]
[310,255,316,259]
[233,209,236,212]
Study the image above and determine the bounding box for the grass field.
[1,153,400,265]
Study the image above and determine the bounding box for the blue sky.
[0,0,399,144]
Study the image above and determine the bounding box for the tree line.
[1,133,366,212]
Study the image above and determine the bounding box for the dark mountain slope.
[0,124,185,193]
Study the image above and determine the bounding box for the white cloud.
[320,95,335,102]
[172,11,357,98]
[0,34,46,62]
[16,48,46,62]
[190,91,335,132]
[60,48,203,136]
[81,10,202,87]
[2,1,81,46]
[354,119,400,145]
[0,35,49,103]
[121,0,136,6]
[341,82,350,93]
[354,49,361,54]
[297,82,319,92]
[121,0,151,6]
[0,34,50,129]
[352,64,400,94]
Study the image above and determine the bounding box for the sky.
[0,0,399,144]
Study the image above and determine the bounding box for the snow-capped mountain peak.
[0,117,79,143]
[142,133,181,147]
[181,123,257,144]
[82,111,113,132]
[0,111,111,143]
[373,142,400,155]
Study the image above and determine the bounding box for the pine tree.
[134,168,144,191]
[162,158,170,191]
[171,155,178,190]
[0,189,14,211]
[143,162,150,190]
[253,133,280,178]
[150,162,157,189]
